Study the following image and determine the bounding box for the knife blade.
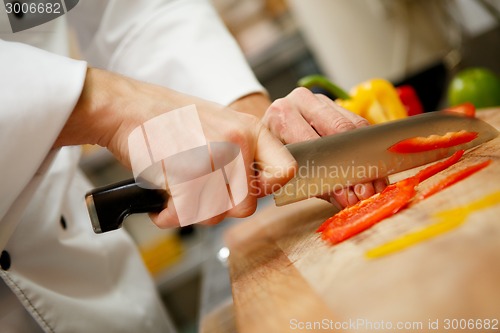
[273,111,498,205]
[86,111,498,233]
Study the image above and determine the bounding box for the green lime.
[447,67,500,109]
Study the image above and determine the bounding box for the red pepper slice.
[318,151,465,244]
[318,177,418,244]
[443,102,476,117]
[415,159,492,203]
[396,85,424,116]
[414,150,464,182]
[388,130,478,154]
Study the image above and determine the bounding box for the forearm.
[54,67,181,167]
[54,67,119,149]
[53,67,290,171]
[56,67,272,152]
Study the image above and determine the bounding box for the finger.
[228,193,258,216]
[152,195,233,228]
[150,196,179,228]
[317,193,342,211]
[263,96,320,144]
[318,180,376,210]
[353,182,376,200]
[198,211,229,226]
[329,196,343,211]
[374,178,388,193]
[286,88,357,136]
[316,94,370,128]
[331,186,359,207]
[252,124,297,195]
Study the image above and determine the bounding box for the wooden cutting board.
[225,109,500,333]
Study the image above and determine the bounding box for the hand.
[262,87,387,208]
[55,68,297,227]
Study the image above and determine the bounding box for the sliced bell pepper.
[336,79,408,124]
[366,190,500,258]
[414,150,464,182]
[396,85,424,116]
[388,130,478,154]
[443,102,476,117]
[415,159,492,202]
[318,177,418,244]
[318,151,465,245]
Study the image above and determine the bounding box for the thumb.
[253,125,297,196]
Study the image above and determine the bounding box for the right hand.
[55,68,297,228]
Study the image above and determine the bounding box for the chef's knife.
[85,111,498,233]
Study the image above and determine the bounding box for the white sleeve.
[68,0,264,106]
[0,40,87,224]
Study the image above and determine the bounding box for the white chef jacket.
[0,0,263,332]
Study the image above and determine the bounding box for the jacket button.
[0,251,11,271]
[60,216,67,230]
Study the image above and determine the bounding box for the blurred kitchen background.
[79,1,500,332]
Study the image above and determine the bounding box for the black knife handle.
[85,178,168,234]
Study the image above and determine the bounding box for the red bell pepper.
[443,102,476,117]
[319,177,418,244]
[396,85,424,116]
[388,130,478,154]
[318,151,466,245]
[414,150,464,182]
[415,159,492,203]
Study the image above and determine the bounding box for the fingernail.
[354,184,365,198]
[347,188,358,206]
[329,196,342,210]
[374,178,388,193]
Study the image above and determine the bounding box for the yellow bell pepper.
[299,75,408,124]
[336,79,407,124]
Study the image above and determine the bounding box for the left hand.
[261,87,387,208]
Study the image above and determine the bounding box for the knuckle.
[291,86,311,98]
[354,118,370,128]
[268,98,289,114]
[331,117,356,132]
[315,93,332,103]
[265,98,292,121]
[264,98,291,135]
[225,126,247,146]
[292,87,317,105]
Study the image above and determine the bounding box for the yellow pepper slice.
[366,191,500,259]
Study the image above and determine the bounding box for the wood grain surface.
[225,109,500,333]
